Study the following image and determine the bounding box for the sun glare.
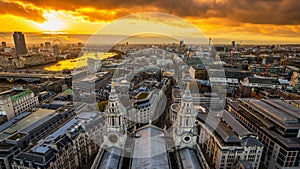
[36,11,65,32]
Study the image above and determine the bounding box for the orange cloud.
[0,0,299,44]
[0,0,45,22]
[9,0,299,25]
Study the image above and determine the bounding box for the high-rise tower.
[13,32,27,56]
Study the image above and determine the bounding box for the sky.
[0,0,299,44]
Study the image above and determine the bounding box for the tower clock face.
[108,134,119,143]
[182,134,192,144]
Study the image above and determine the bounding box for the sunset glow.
[34,11,65,32]
[0,0,299,44]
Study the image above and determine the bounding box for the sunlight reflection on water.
[44,52,116,71]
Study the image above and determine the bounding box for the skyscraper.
[13,32,27,56]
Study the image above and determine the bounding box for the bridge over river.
[0,72,67,82]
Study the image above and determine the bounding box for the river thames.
[39,52,116,71]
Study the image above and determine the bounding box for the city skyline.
[0,1,299,169]
[0,0,299,44]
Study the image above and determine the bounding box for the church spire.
[182,82,192,103]
[109,82,118,101]
[173,82,198,148]
[104,82,127,148]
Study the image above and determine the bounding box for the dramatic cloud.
[0,0,299,41]
[0,0,45,22]
[73,9,131,22]
[8,0,300,25]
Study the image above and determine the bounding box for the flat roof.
[0,112,31,132]
[0,109,54,140]
[242,99,300,126]
[62,89,72,95]
[268,100,300,118]
[80,72,110,83]
[247,77,280,85]
[231,99,300,148]
[209,77,239,83]
[0,89,31,100]
[0,140,15,149]
[8,133,26,140]
[11,90,33,102]
[136,92,150,100]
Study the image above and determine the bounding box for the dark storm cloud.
[0,0,45,22]
[218,0,300,25]
[4,0,300,25]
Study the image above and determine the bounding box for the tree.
[98,100,108,112]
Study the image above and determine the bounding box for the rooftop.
[79,72,110,83]
[0,112,31,132]
[0,109,54,141]
[239,99,300,126]
[179,148,202,169]
[247,77,280,85]
[230,99,300,148]
[241,137,263,147]
[136,92,150,100]
[7,133,26,140]
[44,119,78,142]
[11,89,33,102]
[0,89,33,101]
[221,111,254,137]
[20,112,57,134]
[0,140,14,149]
[62,89,73,95]
[197,110,257,145]
[13,150,56,167]
[131,125,170,169]
[97,148,122,169]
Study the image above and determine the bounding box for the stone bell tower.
[173,82,198,148]
[103,82,127,148]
